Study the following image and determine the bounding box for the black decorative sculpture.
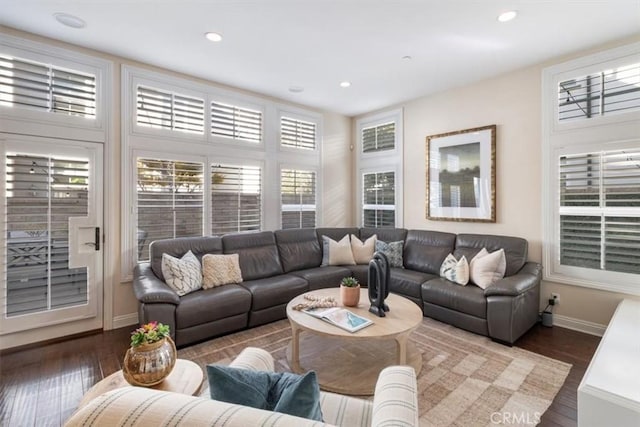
[368,251,390,317]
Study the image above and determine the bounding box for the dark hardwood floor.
[0,323,600,427]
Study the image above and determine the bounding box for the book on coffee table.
[302,307,373,333]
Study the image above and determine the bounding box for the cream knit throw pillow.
[202,254,243,288]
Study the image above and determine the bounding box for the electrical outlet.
[551,293,560,305]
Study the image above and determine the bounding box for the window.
[542,41,640,294]
[356,109,403,227]
[0,55,96,118]
[211,101,262,143]
[559,150,640,274]
[136,86,204,134]
[136,158,204,260]
[363,171,395,227]
[362,122,395,153]
[558,63,640,122]
[280,116,316,150]
[211,164,261,234]
[281,169,316,229]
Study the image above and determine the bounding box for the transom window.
[362,122,395,153]
[211,101,262,143]
[136,86,205,134]
[280,116,316,150]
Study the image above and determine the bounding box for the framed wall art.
[425,125,496,222]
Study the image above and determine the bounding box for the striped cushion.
[372,366,419,427]
[320,391,372,427]
[65,387,333,427]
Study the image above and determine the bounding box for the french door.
[0,135,103,334]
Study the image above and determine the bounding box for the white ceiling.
[1,0,639,116]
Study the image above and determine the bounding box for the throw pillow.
[350,234,377,264]
[207,365,323,421]
[375,240,404,268]
[469,248,507,289]
[321,235,356,266]
[202,254,243,289]
[440,253,469,285]
[161,250,202,296]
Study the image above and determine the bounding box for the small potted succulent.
[123,321,177,387]
[340,276,360,307]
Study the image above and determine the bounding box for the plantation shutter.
[0,55,96,118]
[211,164,262,234]
[211,101,262,143]
[558,62,640,122]
[136,86,204,134]
[362,122,395,153]
[5,154,89,317]
[281,169,316,229]
[362,171,395,227]
[136,159,204,261]
[558,148,640,274]
[280,117,316,150]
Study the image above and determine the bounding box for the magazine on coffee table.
[302,306,373,333]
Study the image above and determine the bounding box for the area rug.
[178,318,572,427]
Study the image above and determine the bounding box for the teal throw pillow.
[375,240,404,268]
[206,365,323,421]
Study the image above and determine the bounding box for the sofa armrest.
[133,262,180,305]
[372,366,419,427]
[229,347,275,372]
[483,262,542,297]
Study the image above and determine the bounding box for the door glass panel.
[5,154,89,317]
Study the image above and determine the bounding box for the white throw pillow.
[161,250,202,296]
[321,235,356,266]
[469,248,506,289]
[202,253,243,289]
[350,234,377,264]
[440,253,469,285]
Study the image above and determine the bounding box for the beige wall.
[0,26,352,348]
[357,35,640,330]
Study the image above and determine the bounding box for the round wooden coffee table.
[286,288,423,396]
[78,359,203,408]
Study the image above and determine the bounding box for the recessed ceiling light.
[54,13,86,29]
[402,55,412,61]
[289,86,304,93]
[205,32,223,42]
[497,10,517,22]
[340,81,351,88]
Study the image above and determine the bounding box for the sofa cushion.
[360,227,407,243]
[202,254,243,288]
[207,365,323,421]
[150,236,222,281]
[454,234,528,277]
[421,278,487,319]
[375,240,404,268]
[176,284,252,329]
[347,264,369,286]
[440,254,469,286]
[404,230,456,275]
[223,232,283,280]
[241,274,309,311]
[290,266,352,290]
[321,235,356,266]
[275,228,322,273]
[161,250,202,296]
[350,234,376,264]
[389,268,436,300]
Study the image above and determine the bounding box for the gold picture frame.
[426,125,496,222]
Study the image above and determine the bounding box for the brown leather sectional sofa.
[133,227,541,347]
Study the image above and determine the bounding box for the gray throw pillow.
[375,240,404,268]
[207,365,323,421]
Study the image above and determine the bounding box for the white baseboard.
[553,314,606,337]
[112,313,139,329]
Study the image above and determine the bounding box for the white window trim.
[0,33,112,143]
[278,163,321,229]
[356,108,403,227]
[277,106,323,156]
[542,41,640,296]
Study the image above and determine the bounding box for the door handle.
[83,227,100,251]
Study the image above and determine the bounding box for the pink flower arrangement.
[130,321,170,347]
